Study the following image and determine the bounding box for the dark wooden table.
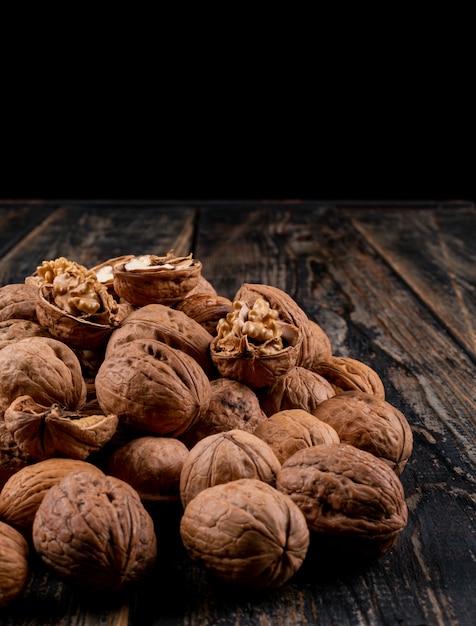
[1,199,475,625]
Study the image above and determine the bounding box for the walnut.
[180,478,309,589]
[174,293,232,336]
[0,337,87,415]
[32,468,157,593]
[89,255,135,295]
[95,338,211,438]
[180,429,281,509]
[0,521,29,608]
[253,408,340,464]
[0,319,51,351]
[311,391,413,475]
[0,283,39,322]
[106,436,189,504]
[179,377,267,449]
[4,395,118,461]
[105,303,216,379]
[310,356,386,399]
[234,283,332,369]
[258,366,335,416]
[0,458,104,538]
[210,298,303,388]
[276,443,408,559]
[113,251,203,307]
[0,419,31,489]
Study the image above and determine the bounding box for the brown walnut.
[310,356,386,400]
[311,391,413,475]
[254,408,340,464]
[276,443,408,559]
[180,478,309,589]
[174,292,232,336]
[0,319,51,351]
[0,283,39,322]
[0,521,30,608]
[32,468,157,593]
[180,429,281,509]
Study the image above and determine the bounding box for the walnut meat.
[253,409,340,464]
[32,468,157,593]
[106,436,189,504]
[0,521,29,608]
[0,337,87,415]
[312,391,413,475]
[4,395,118,461]
[180,478,309,589]
[95,338,211,437]
[276,443,408,559]
[179,377,267,449]
[0,458,104,537]
[180,429,281,508]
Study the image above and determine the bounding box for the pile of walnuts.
[0,251,413,607]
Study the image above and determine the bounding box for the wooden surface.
[0,199,475,625]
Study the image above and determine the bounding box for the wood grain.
[0,200,475,626]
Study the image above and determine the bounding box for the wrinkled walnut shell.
[180,429,281,509]
[0,458,104,537]
[0,318,51,351]
[32,469,157,593]
[310,356,385,400]
[312,391,413,475]
[0,283,39,323]
[180,478,309,589]
[254,408,340,464]
[0,521,29,608]
[276,443,408,559]
[174,293,232,336]
[96,338,211,437]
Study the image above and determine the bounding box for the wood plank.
[0,201,55,260]
[348,204,476,360]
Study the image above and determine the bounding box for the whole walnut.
[106,436,189,504]
[0,458,104,537]
[0,521,30,608]
[253,409,340,464]
[312,391,413,475]
[310,356,385,400]
[0,419,31,489]
[95,338,211,438]
[276,443,408,559]
[180,378,267,449]
[0,283,39,322]
[180,429,281,509]
[0,337,87,415]
[174,293,232,336]
[32,469,157,593]
[180,478,310,589]
[259,366,335,416]
[0,319,51,351]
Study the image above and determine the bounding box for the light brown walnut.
[32,468,157,593]
[0,521,30,608]
[0,458,104,537]
[276,443,408,559]
[311,391,413,475]
[106,436,189,504]
[310,356,385,400]
[180,429,281,509]
[180,478,309,589]
[254,408,340,464]
[0,319,51,351]
[0,283,39,323]
[174,292,232,336]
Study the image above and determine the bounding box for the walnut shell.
[0,419,31,489]
[259,366,336,416]
[276,443,408,559]
[90,254,135,295]
[0,458,104,537]
[4,396,119,461]
[106,436,189,504]
[113,252,202,307]
[95,338,211,437]
[179,377,267,449]
[180,429,281,509]
[180,478,309,589]
[174,293,232,336]
[0,521,29,608]
[310,356,385,400]
[0,283,39,322]
[32,468,157,593]
[234,283,332,369]
[0,337,87,414]
[105,303,216,378]
[311,391,413,475]
[253,409,340,464]
[0,319,51,351]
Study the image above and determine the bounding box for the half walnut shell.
[113,252,202,307]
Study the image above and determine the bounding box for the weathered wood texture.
[0,200,475,626]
